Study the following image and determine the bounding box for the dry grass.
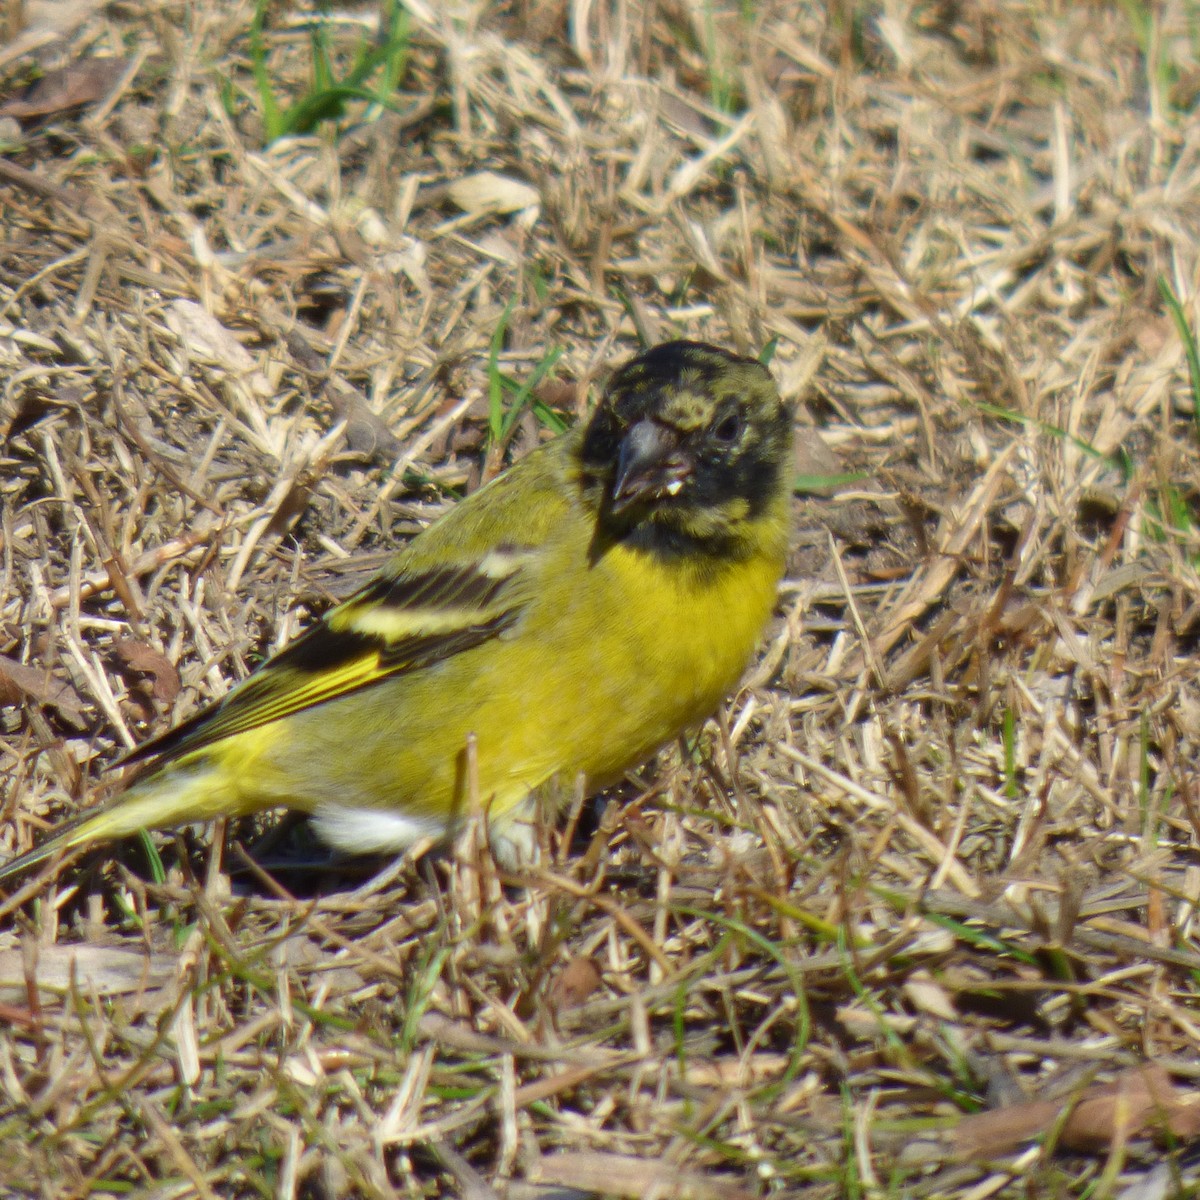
[4,1,1200,1196]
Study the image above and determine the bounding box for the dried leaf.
[0,944,175,997]
[2,389,59,441]
[954,1065,1200,1159]
[447,171,540,216]
[902,971,957,1021]
[533,379,580,412]
[0,653,87,727]
[164,299,256,374]
[284,331,401,462]
[329,384,402,461]
[549,956,601,1011]
[110,638,180,703]
[264,469,317,537]
[532,1151,756,1200]
[0,56,129,120]
[682,1054,791,1088]
[1061,1065,1200,1151]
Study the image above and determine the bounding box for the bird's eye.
[713,412,742,444]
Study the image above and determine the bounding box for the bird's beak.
[611,419,691,514]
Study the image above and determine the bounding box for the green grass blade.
[1158,276,1200,439]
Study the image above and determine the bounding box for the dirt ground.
[3,1,1200,1197]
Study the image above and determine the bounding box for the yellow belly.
[244,536,784,829]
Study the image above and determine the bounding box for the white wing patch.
[476,546,537,579]
[341,607,500,639]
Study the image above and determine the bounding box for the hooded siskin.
[0,340,793,881]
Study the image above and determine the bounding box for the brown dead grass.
[4,1,1200,1196]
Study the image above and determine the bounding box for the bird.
[0,340,793,885]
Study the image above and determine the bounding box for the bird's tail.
[0,807,114,885]
[0,764,240,887]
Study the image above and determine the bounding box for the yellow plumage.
[0,340,792,881]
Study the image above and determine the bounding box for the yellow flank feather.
[0,340,793,882]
